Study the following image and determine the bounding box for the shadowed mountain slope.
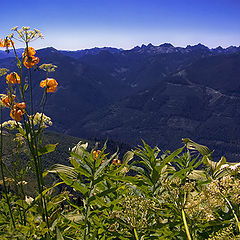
[1,44,240,161]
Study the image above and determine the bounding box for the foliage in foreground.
[0,26,240,240]
[1,139,240,239]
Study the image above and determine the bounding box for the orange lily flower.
[1,95,16,107]
[10,102,26,122]
[93,150,101,160]
[23,56,39,68]
[0,38,14,48]
[40,78,58,92]
[6,72,21,84]
[23,47,36,57]
[112,159,121,166]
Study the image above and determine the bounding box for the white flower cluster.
[32,112,52,128]
[25,196,34,205]
[0,68,9,77]
[39,63,58,73]
[2,120,22,130]
[11,26,44,42]
[220,163,240,171]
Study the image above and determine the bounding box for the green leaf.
[35,182,63,202]
[202,155,216,169]
[71,141,88,157]
[171,168,191,179]
[56,227,64,240]
[48,164,89,194]
[95,152,117,180]
[48,164,78,179]
[108,175,140,185]
[70,151,93,173]
[156,147,184,173]
[42,170,48,178]
[24,84,28,92]
[15,199,29,209]
[88,187,118,203]
[188,170,207,181]
[182,138,211,156]
[215,156,227,172]
[122,151,134,164]
[38,143,58,156]
[131,165,151,180]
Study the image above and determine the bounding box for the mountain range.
[1,43,240,161]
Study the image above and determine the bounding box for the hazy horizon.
[1,0,240,50]
[1,42,240,52]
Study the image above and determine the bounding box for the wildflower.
[23,47,39,68]
[120,166,128,174]
[23,47,36,57]
[229,163,240,171]
[112,159,121,166]
[8,33,14,39]
[40,78,58,92]
[39,63,58,72]
[0,177,14,185]
[0,38,14,48]
[0,68,9,77]
[0,94,8,108]
[14,133,25,145]
[25,196,34,205]
[23,55,39,68]
[22,26,30,31]
[6,72,20,84]
[1,94,16,107]
[93,150,101,159]
[33,28,44,38]
[14,26,44,42]
[220,164,230,170]
[31,112,52,128]
[2,120,22,130]
[10,102,26,122]
[11,26,18,31]
[16,29,24,38]
[17,181,28,185]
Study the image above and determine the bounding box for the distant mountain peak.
[159,43,174,48]
[133,43,177,54]
[37,47,58,53]
[215,46,223,50]
[141,44,147,48]
[186,43,209,50]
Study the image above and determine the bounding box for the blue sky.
[1,0,240,50]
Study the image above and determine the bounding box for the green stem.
[133,228,139,240]
[0,107,16,228]
[182,209,192,240]
[11,40,25,102]
[24,44,50,229]
[83,182,95,240]
[83,203,90,240]
[37,89,47,135]
[224,196,240,233]
[26,44,33,117]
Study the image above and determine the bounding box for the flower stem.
[224,196,240,233]
[0,106,16,229]
[182,209,192,240]
[133,228,139,240]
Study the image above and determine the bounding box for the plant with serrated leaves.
[48,141,134,239]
